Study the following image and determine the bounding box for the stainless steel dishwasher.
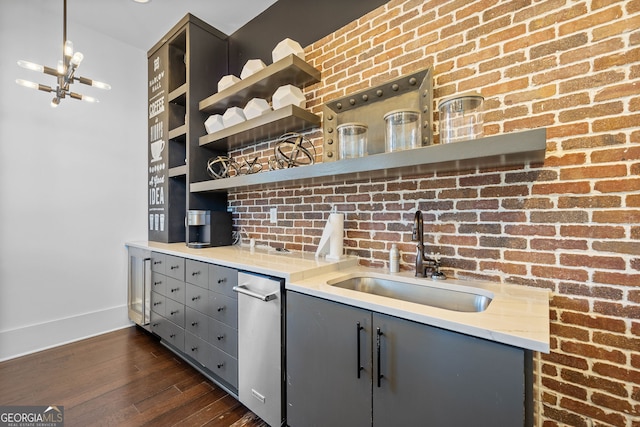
[234,272,284,427]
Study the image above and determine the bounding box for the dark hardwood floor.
[0,326,268,427]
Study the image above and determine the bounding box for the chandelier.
[15,0,111,107]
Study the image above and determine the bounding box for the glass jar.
[438,93,484,144]
[337,123,368,159]
[384,109,421,152]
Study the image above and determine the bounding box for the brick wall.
[228,0,640,425]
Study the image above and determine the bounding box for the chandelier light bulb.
[17,60,44,73]
[57,60,65,74]
[91,80,111,90]
[16,79,39,90]
[70,52,83,67]
[81,95,98,103]
[51,97,60,108]
[64,40,73,56]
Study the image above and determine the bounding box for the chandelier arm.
[43,66,59,77]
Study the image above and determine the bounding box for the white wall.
[0,2,147,360]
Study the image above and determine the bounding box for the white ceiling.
[44,0,279,51]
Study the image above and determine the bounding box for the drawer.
[186,307,209,339]
[151,252,165,274]
[185,332,206,366]
[186,259,209,288]
[151,272,167,296]
[185,283,211,313]
[209,265,238,299]
[209,317,238,358]
[209,291,238,329]
[150,310,165,337]
[206,343,238,388]
[165,255,185,281]
[163,320,185,352]
[151,291,165,317]
[165,297,185,328]
[165,277,185,304]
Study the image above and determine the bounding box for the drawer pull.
[171,288,179,293]
[153,281,162,286]
[153,260,162,265]
[191,322,198,327]
[191,296,200,301]
[217,362,224,369]
[170,265,179,270]
[170,310,179,315]
[217,278,227,284]
[170,333,176,338]
[191,347,198,352]
[152,323,159,327]
[217,334,225,341]
[192,271,201,276]
[153,302,161,306]
[217,306,225,312]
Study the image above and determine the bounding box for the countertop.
[127,241,550,353]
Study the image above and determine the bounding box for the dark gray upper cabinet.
[286,291,532,427]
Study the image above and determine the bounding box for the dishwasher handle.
[233,285,278,302]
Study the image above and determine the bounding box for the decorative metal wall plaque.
[322,68,433,161]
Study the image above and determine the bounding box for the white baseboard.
[0,305,133,362]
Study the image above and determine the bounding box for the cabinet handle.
[152,323,159,327]
[191,296,200,301]
[153,302,161,306]
[191,347,197,352]
[191,322,198,326]
[376,328,384,388]
[170,310,179,315]
[217,306,225,312]
[154,281,162,286]
[192,271,201,276]
[171,287,179,293]
[217,362,224,369]
[217,334,225,341]
[170,333,176,338]
[218,278,227,284]
[153,260,161,265]
[170,265,179,270]
[357,322,364,379]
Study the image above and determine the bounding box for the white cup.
[150,140,165,161]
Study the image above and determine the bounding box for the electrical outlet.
[270,207,277,224]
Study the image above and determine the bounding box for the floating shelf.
[199,54,321,113]
[199,105,320,150]
[190,128,547,193]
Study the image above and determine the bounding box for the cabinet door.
[286,292,372,427]
[209,264,238,298]
[164,255,185,281]
[372,313,525,427]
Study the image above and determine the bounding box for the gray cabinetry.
[286,291,530,427]
[151,251,238,394]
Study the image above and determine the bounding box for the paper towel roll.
[327,213,344,260]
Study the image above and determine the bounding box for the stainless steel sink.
[327,276,492,313]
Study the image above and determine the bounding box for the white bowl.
[272,85,306,110]
[243,98,272,120]
[272,38,305,63]
[204,114,224,134]
[217,75,240,92]
[240,59,267,80]
[222,107,246,128]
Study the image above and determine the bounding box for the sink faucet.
[412,211,446,280]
